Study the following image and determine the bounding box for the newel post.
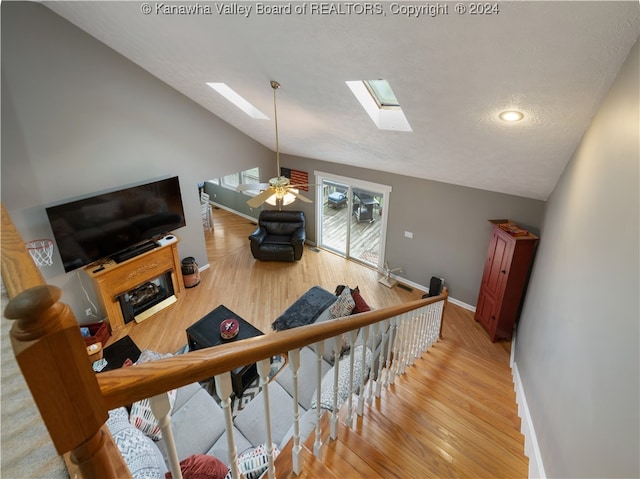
[4,285,123,478]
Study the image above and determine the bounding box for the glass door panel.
[350,188,383,266]
[320,180,349,255]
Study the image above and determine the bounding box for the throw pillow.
[165,454,228,479]
[107,407,165,479]
[130,350,177,440]
[129,390,177,441]
[311,344,372,411]
[351,288,372,314]
[328,287,355,319]
[224,443,280,479]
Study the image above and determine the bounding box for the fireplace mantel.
[84,239,184,331]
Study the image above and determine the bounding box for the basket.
[82,322,111,346]
[26,239,54,267]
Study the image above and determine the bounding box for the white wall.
[1,3,274,321]
[515,39,639,478]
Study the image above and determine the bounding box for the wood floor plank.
[405,358,522,431]
[359,397,526,478]
[392,372,525,449]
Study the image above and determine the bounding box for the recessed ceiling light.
[499,110,524,122]
[206,83,268,119]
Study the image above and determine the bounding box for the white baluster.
[313,341,324,458]
[357,326,370,416]
[415,309,425,354]
[420,308,429,353]
[149,392,182,479]
[386,316,399,386]
[411,311,421,360]
[215,372,240,479]
[407,312,418,366]
[288,349,302,475]
[327,336,340,440]
[366,322,378,405]
[391,315,403,379]
[396,313,408,376]
[428,305,437,347]
[345,329,358,428]
[257,358,276,479]
[375,319,390,397]
[401,313,412,373]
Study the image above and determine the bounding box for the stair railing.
[2,202,448,479]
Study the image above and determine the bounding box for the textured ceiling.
[45,1,640,200]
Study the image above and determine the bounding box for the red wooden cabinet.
[475,221,539,341]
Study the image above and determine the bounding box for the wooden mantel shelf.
[84,239,184,331]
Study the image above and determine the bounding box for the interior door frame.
[314,170,392,268]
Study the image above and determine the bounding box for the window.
[241,167,260,185]
[218,167,261,196]
[221,173,240,190]
[346,80,412,132]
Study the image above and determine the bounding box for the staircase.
[275,337,528,478]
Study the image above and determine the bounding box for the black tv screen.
[46,176,186,272]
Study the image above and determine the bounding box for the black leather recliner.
[249,210,306,261]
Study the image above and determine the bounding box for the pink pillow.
[165,454,228,479]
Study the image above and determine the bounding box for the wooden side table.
[186,305,263,397]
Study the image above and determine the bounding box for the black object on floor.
[101,335,142,372]
[422,276,445,298]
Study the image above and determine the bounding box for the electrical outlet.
[85,308,92,317]
[404,231,413,239]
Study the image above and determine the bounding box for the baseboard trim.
[209,202,259,224]
[512,360,547,478]
[389,274,476,313]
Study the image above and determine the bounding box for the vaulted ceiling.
[45,1,640,200]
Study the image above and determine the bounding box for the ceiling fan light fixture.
[499,110,524,122]
[265,188,298,207]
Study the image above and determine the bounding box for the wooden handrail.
[97,290,448,410]
[1,202,46,298]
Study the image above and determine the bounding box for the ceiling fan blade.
[237,183,270,192]
[247,187,276,208]
[289,189,313,203]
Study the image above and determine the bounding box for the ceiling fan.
[237,81,313,210]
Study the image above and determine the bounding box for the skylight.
[206,83,268,119]
[364,80,400,108]
[346,80,412,132]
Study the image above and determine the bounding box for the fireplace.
[117,270,176,324]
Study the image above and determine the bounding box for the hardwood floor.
[107,208,526,478]
[110,207,432,355]
[112,207,509,367]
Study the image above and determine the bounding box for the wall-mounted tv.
[46,176,186,273]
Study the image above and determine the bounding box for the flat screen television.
[46,176,186,272]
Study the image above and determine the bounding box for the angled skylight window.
[206,83,268,119]
[346,80,412,132]
[364,80,400,108]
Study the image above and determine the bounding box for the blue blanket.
[271,286,337,331]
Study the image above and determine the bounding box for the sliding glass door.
[316,172,391,268]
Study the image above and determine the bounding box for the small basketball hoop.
[26,239,54,268]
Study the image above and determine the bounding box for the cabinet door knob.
[491,316,496,321]
[501,270,507,274]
